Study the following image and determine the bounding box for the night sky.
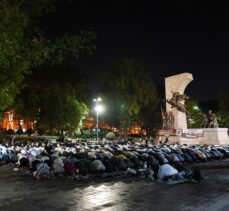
[42,0,229,100]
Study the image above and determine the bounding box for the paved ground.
[1,161,229,211]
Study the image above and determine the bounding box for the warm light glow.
[95,105,104,113]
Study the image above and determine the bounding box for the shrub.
[106,132,116,140]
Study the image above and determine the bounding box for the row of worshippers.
[1,140,229,181]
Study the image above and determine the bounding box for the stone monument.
[165,72,193,129]
[159,72,229,145]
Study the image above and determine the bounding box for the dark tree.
[218,90,229,127]
[38,83,89,135]
[186,99,204,128]
[0,0,95,117]
[102,58,159,134]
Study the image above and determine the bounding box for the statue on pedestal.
[200,110,218,128]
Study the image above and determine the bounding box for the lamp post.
[93,97,102,141]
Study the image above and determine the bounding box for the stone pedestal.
[169,136,201,145]
[200,128,229,145]
[158,128,229,145]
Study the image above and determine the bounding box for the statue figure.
[166,91,189,113]
[167,111,175,129]
[200,114,208,128]
[208,112,218,128]
[162,111,168,130]
[161,110,174,130]
[212,114,218,128]
[201,110,218,128]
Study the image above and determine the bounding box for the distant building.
[82,115,111,130]
[1,112,145,135]
[1,111,36,132]
[82,116,145,135]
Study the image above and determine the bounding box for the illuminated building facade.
[1,111,35,132]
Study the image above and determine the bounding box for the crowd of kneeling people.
[1,138,229,182]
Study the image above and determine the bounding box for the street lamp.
[93,97,103,141]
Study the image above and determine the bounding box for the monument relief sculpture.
[162,111,168,130]
[165,72,193,129]
[166,91,190,114]
[161,110,175,130]
[161,109,175,130]
[167,111,175,129]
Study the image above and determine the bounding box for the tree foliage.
[38,84,89,134]
[186,99,204,128]
[0,0,95,115]
[102,58,159,133]
[218,90,229,127]
[14,83,89,134]
[30,65,91,102]
[13,85,41,121]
